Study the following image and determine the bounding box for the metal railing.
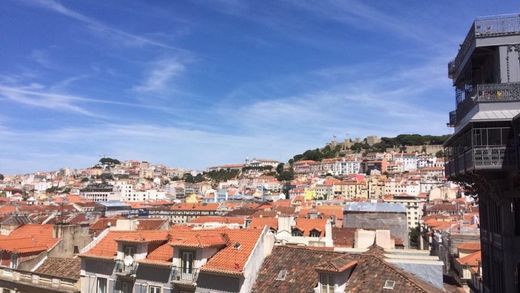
[114,260,138,276]
[448,110,456,127]
[452,82,520,126]
[472,146,515,168]
[170,266,199,283]
[450,14,520,78]
[446,145,516,176]
[474,14,520,37]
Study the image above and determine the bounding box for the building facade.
[444,13,520,293]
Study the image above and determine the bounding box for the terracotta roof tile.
[189,216,245,225]
[82,230,169,258]
[295,218,328,236]
[35,257,81,280]
[456,251,481,267]
[201,228,262,275]
[0,224,59,254]
[457,242,481,251]
[252,246,440,293]
[250,217,278,230]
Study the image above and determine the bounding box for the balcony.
[448,60,456,79]
[445,127,517,177]
[446,146,516,177]
[448,110,456,127]
[450,82,520,127]
[114,259,138,278]
[170,266,199,284]
[450,14,520,79]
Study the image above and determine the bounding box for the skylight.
[383,280,396,290]
[276,269,288,281]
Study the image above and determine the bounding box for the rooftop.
[343,202,406,213]
[251,245,440,293]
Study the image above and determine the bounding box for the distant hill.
[289,134,450,163]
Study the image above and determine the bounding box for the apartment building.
[79,227,274,293]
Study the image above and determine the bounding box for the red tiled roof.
[143,242,173,265]
[171,203,220,211]
[250,217,278,230]
[0,205,16,215]
[35,257,81,280]
[82,230,169,259]
[456,251,481,267]
[135,218,168,230]
[89,217,119,235]
[201,228,263,275]
[457,242,480,251]
[0,224,59,254]
[189,216,245,225]
[295,218,328,236]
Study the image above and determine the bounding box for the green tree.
[435,150,444,158]
[277,169,294,181]
[276,163,285,175]
[409,227,421,248]
[183,173,195,183]
[99,157,121,166]
[0,174,4,181]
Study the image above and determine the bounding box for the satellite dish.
[123,255,134,267]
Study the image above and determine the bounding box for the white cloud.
[133,58,186,93]
[0,122,305,174]
[22,0,181,50]
[0,84,181,117]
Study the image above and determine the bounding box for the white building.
[393,153,418,172]
[333,158,361,176]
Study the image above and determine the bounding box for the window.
[320,273,334,293]
[309,229,321,237]
[97,277,107,293]
[383,280,395,289]
[149,285,161,293]
[181,250,195,275]
[123,245,136,257]
[291,228,303,237]
[10,254,17,269]
[115,281,132,293]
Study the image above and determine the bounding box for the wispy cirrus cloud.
[0,122,306,174]
[0,84,186,117]
[19,0,182,50]
[132,57,187,94]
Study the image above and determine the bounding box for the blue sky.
[0,0,518,174]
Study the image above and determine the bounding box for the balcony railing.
[450,14,520,79]
[451,82,520,126]
[114,260,138,277]
[170,266,199,284]
[448,110,456,127]
[446,146,516,176]
[474,14,520,37]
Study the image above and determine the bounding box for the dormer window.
[383,280,395,289]
[319,273,334,293]
[291,228,303,237]
[276,269,288,281]
[310,229,321,237]
[123,245,136,257]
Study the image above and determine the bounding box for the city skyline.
[1,0,517,174]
